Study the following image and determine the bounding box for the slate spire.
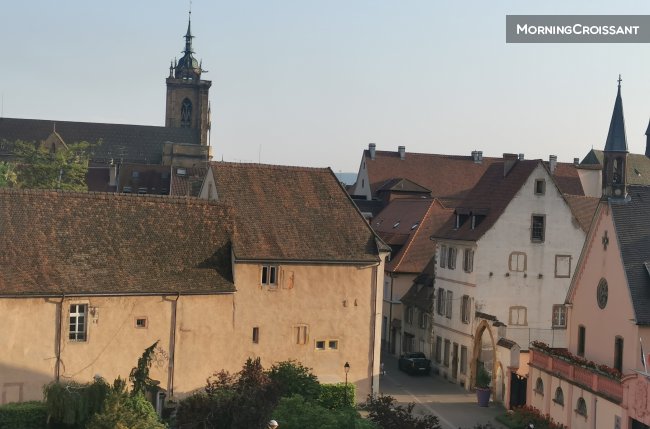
[604,75,628,153]
[172,11,202,80]
[645,117,650,157]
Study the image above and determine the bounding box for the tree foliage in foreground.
[0,161,17,188]
[362,394,441,429]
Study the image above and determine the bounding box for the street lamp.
[344,362,350,406]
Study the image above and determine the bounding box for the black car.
[398,352,431,375]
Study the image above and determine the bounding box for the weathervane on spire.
[618,74,622,88]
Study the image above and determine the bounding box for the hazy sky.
[2,1,650,173]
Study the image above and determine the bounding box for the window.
[509,306,527,326]
[181,98,192,127]
[440,245,447,268]
[437,289,446,315]
[418,311,428,329]
[575,397,587,417]
[435,336,442,363]
[554,387,564,405]
[461,295,471,324]
[261,265,278,287]
[252,327,260,343]
[315,339,338,350]
[69,304,88,341]
[406,306,414,325]
[443,339,451,366]
[460,346,468,374]
[614,336,623,373]
[577,325,586,357]
[552,305,567,328]
[534,378,544,395]
[135,317,147,329]
[531,215,546,242]
[448,247,457,269]
[463,249,474,273]
[295,325,309,345]
[446,291,453,319]
[328,340,339,350]
[555,255,572,278]
[509,252,527,272]
[316,340,326,350]
[535,179,546,195]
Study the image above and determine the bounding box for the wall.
[381,273,416,355]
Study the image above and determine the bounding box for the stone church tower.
[165,14,212,147]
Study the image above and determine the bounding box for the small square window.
[252,327,260,344]
[135,317,148,329]
[328,340,339,350]
[535,179,546,195]
[316,340,326,350]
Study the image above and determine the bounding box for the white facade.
[432,164,587,400]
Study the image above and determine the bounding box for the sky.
[2,1,650,173]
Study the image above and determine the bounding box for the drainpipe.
[167,293,180,397]
[55,295,64,381]
[370,266,379,395]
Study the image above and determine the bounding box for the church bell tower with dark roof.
[165,12,212,146]
[602,75,629,200]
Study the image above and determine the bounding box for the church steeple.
[602,75,629,200]
[173,12,204,80]
[645,118,650,157]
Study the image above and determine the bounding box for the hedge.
[0,401,47,429]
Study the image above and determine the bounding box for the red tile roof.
[0,190,234,296]
[209,162,382,262]
[564,195,599,232]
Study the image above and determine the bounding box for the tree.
[362,394,441,429]
[267,360,320,402]
[130,341,160,395]
[10,139,91,191]
[0,161,16,188]
[272,394,376,429]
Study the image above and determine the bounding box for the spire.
[645,117,650,157]
[604,74,628,153]
[184,11,194,55]
[170,10,203,80]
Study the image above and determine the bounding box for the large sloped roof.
[209,162,382,263]
[611,185,650,325]
[0,190,234,296]
[0,117,200,164]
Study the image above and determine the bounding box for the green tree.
[273,394,376,429]
[11,139,90,191]
[0,161,16,188]
[362,394,441,429]
[87,378,166,429]
[267,360,320,402]
[130,341,160,396]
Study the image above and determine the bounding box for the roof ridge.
[210,161,330,172]
[0,117,174,131]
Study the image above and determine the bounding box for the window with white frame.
[463,249,474,273]
[552,305,566,328]
[261,265,278,287]
[315,339,339,350]
[446,291,453,319]
[440,245,448,268]
[461,295,471,323]
[69,304,88,341]
[448,247,457,269]
[509,306,527,326]
[509,252,527,272]
[437,289,446,315]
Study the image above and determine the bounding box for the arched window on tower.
[613,157,622,184]
[181,98,192,128]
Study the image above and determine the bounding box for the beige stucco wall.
[0,259,383,404]
[381,273,416,355]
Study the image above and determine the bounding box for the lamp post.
[344,361,350,406]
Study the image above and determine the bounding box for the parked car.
[398,352,431,375]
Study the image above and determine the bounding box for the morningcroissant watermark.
[506,15,650,43]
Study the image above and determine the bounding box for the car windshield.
[407,352,426,358]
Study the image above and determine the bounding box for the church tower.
[165,13,212,146]
[602,76,629,200]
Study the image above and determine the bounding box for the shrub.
[0,401,47,429]
[43,377,110,428]
[267,360,320,402]
[318,383,355,409]
[273,394,375,429]
[362,394,441,429]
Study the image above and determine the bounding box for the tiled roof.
[0,117,200,165]
[611,185,650,325]
[376,178,431,194]
[0,190,234,296]
[401,257,436,311]
[386,200,453,274]
[363,150,498,203]
[548,162,585,195]
[373,199,434,246]
[118,164,172,195]
[564,195,599,232]
[209,162,381,262]
[170,165,208,197]
[582,150,650,186]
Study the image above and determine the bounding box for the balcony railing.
[529,347,623,403]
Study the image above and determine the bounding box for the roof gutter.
[233,258,380,266]
[0,290,235,299]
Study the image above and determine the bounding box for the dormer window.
[393,221,400,228]
[454,209,470,229]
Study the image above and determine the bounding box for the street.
[379,352,508,429]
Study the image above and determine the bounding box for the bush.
[496,406,567,429]
[43,377,110,428]
[267,360,320,402]
[272,394,375,429]
[318,383,355,409]
[0,401,47,429]
[362,394,441,429]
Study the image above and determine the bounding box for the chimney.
[369,143,376,160]
[549,155,557,174]
[471,150,482,163]
[574,157,580,166]
[518,153,525,160]
[398,145,405,160]
[477,151,483,162]
[503,153,518,176]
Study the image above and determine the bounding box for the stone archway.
[470,320,497,390]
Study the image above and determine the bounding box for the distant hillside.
[334,172,357,186]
